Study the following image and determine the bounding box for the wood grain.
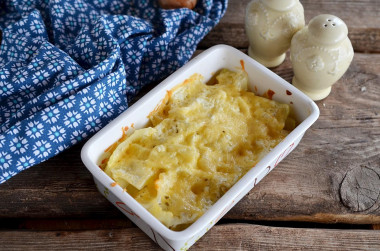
[1,224,379,250]
[199,0,380,52]
[0,53,378,225]
[340,166,380,212]
[226,53,380,223]
[0,218,134,231]
[220,0,380,28]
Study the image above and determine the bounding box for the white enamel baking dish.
[81,45,319,250]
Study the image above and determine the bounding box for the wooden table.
[1,0,380,249]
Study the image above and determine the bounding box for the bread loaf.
[158,0,197,9]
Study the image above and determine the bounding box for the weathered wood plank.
[1,224,379,250]
[199,25,380,53]
[0,218,134,231]
[221,0,380,27]
[226,52,380,223]
[340,166,380,212]
[0,144,121,219]
[0,53,378,225]
[199,0,380,52]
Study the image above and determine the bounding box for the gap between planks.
[0,218,375,231]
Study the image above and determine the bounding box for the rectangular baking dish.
[81,44,319,250]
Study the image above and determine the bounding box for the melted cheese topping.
[104,69,294,230]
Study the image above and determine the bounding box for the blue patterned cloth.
[0,0,227,183]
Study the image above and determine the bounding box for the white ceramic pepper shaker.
[290,14,354,101]
[245,0,305,67]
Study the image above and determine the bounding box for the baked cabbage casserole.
[101,69,295,231]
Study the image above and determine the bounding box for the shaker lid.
[308,14,348,45]
[260,0,298,12]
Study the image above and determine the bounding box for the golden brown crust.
[158,0,197,9]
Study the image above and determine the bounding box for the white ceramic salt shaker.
[245,0,305,67]
[290,14,354,101]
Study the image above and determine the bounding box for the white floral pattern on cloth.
[0,0,227,183]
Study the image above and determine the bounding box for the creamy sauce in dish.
[102,69,295,230]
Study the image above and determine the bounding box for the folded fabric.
[0,0,227,183]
